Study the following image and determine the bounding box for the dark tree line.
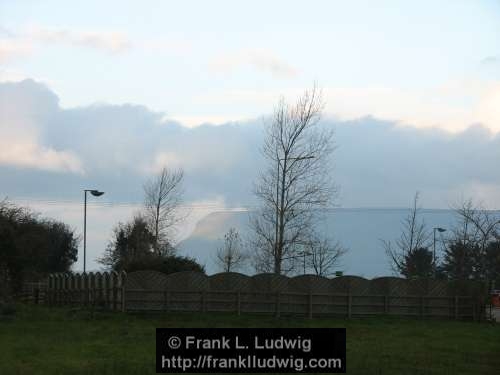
[384,194,500,283]
[0,199,79,295]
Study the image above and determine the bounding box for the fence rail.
[121,289,478,319]
[42,270,488,321]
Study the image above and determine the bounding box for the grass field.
[0,304,499,375]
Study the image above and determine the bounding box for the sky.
[1,1,500,271]
[1,0,499,129]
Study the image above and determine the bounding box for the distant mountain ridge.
[177,208,462,277]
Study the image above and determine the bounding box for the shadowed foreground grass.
[0,304,499,375]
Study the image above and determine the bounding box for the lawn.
[0,304,499,375]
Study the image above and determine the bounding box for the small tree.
[382,192,432,277]
[99,215,154,271]
[143,167,185,256]
[450,199,500,280]
[216,228,246,273]
[306,236,346,277]
[402,247,434,279]
[441,241,476,280]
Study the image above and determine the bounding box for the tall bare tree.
[251,86,337,274]
[382,192,431,276]
[143,167,185,256]
[216,228,247,273]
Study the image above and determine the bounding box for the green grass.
[0,304,499,375]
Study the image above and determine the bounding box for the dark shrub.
[124,255,205,275]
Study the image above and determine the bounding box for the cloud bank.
[1,79,500,209]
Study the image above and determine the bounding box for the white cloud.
[192,80,500,133]
[0,79,84,173]
[480,56,499,66]
[141,39,192,55]
[0,38,32,62]
[28,27,132,53]
[322,80,500,133]
[0,26,132,61]
[0,140,83,173]
[210,49,298,78]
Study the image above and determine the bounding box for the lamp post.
[433,227,446,267]
[299,250,313,275]
[274,155,315,273]
[83,189,104,273]
[281,250,313,275]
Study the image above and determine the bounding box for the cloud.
[28,27,132,53]
[0,38,33,63]
[0,141,83,173]
[194,80,500,133]
[141,39,192,55]
[2,79,500,209]
[1,25,194,60]
[210,49,298,78]
[0,80,84,173]
[0,26,132,61]
[481,56,499,66]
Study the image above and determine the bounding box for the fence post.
[236,291,241,316]
[384,295,389,314]
[34,287,39,305]
[120,271,127,313]
[472,297,476,322]
[275,292,281,318]
[47,275,53,306]
[347,293,352,319]
[111,271,118,311]
[96,272,103,306]
[55,274,60,305]
[454,296,458,320]
[420,296,424,319]
[164,290,170,313]
[307,291,313,319]
[199,291,206,312]
[104,273,110,310]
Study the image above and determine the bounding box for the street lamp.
[83,189,104,273]
[433,227,446,266]
[298,250,313,275]
[281,250,313,275]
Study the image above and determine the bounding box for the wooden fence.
[19,281,48,304]
[47,271,126,311]
[45,271,488,320]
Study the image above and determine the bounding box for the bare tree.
[449,198,500,279]
[306,235,346,277]
[251,86,337,274]
[216,228,247,273]
[453,199,500,251]
[143,167,185,256]
[382,192,431,276]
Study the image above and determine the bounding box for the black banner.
[156,328,346,373]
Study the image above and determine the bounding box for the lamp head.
[436,227,446,233]
[90,190,104,197]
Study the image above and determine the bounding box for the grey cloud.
[480,56,499,66]
[1,79,500,209]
